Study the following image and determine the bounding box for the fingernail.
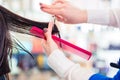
[43,28,48,33]
[40,7,43,9]
[40,3,42,5]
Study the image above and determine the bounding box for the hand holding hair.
[42,21,59,56]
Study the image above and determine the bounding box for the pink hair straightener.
[30,26,92,60]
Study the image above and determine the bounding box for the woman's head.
[0,5,59,76]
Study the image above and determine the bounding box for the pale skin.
[40,0,87,24]
[41,0,87,55]
[42,22,59,56]
[41,1,120,80]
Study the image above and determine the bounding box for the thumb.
[44,21,54,39]
[43,28,50,40]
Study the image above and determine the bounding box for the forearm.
[87,9,120,27]
[48,49,93,80]
[76,10,87,23]
[87,9,110,25]
[48,49,75,77]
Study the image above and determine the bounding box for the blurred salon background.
[0,0,120,80]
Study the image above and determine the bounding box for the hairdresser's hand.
[40,0,87,24]
[42,22,59,56]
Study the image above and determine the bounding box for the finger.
[40,3,64,15]
[48,20,54,33]
[43,28,49,39]
[55,15,64,22]
[41,8,61,15]
[41,39,45,48]
[55,15,67,23]
[41,40,48,53]
[40,2,65,16]
[43,21,54,40]
[42,39,46,47]
[40,3,51,9]
[53,0,66,4]
[40,3,63,10]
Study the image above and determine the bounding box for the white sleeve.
[87,9,120,28]
[48,49,93,80]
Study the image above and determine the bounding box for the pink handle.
[30,26,92,60]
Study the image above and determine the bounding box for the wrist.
[79,10,87,23]
[87,9,109,25]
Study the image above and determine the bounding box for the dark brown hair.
[0,5,59,79]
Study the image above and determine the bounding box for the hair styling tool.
[30,25,92,60]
